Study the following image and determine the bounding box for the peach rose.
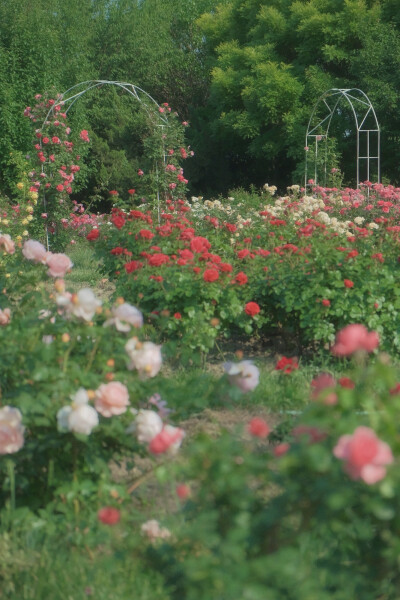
[0,233,15,255]
[46,253,73,277]
[0,308,11,326]
[22,239,48,263]
[0,406,25,454]
[95,381,130,417]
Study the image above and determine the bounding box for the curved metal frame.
[38,80,168,246]
[305,88,380,188]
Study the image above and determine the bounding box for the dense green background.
[1,0,400,200]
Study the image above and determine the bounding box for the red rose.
[244,302,260,317]
[112,216,126,229]
[321,299,330,306]
[344,279,354,288]
[235,272,248,285]
[124,260,143,273]
[275,356,298,373]
[97,506,120,525]
[86,229,99,241]
[148,253,170,267]
[190,236,211,253]
[138,229,154,239]
[248,417,270,438]
[203,268,219,282]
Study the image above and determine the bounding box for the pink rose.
[0,308,11,326]
[95,382,130,417]
[148,425,185,454]
[331,324,379,356]
[334,426,393,484]
[0,234,15,255]
[0,406,25,454]
[22,239,48,263]
[46,253,73,277]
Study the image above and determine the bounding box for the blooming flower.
[46,253,73,277]
[133,409,163,443]
[0,308,11,326]
[244,302,260,317]
[275,356,298,374]
[57,388,99,435]
[0,233,15,254]
[0,406,25,454]
[125,338,162,378]
[103,302,143,332]
[98,507,121,525]
[148,425,185,454]
[248,417,270,438]
[22,239,48,263]
[141,519,171,541]
[95,381,130,417]
[69,288,102,321]
[224,360,259,392]
[331,324,379,356]
[333,426,393,484]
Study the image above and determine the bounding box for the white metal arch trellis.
[305,88,380,188]
[38,80,169,241]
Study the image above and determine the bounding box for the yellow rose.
[2,219,9,225]
[16,182,24,190]
[21,218,28,225]
[30,192,38,200]
[26,215,33,222]
[22,230,29,236]
[26,206,34,213]
[16,236,22,241]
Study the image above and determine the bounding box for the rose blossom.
[125,338,162,378]
[0,406,25,454]
[0,308,11,326]
[224,360,259,392]
[69,288,102,321]
[331,324,379,356]
[95,381,130,417]
[46,252,73,277]
[0,233,15,254]
[98,507,121,525]
[103,302,143,332]
[141,519,171,541]
[333,426,393,484]
[148,424,185,455]
[133,409,163,443]
[57,388,99,435]
[22,239,48,263]
[248,417,270,438]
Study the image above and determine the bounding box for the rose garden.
[1,83,400,600]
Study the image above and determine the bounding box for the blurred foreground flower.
[224,360,259,392]
[57,388,99,435]
[0,406,25,454]
[334,426,393,484]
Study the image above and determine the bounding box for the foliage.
[144,348,400,599]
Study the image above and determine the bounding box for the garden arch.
[305,88,380,188]
[40,79,169,221]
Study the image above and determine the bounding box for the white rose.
[125,339,162,378]
[134,409,163,443]
[70,288,102,321]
